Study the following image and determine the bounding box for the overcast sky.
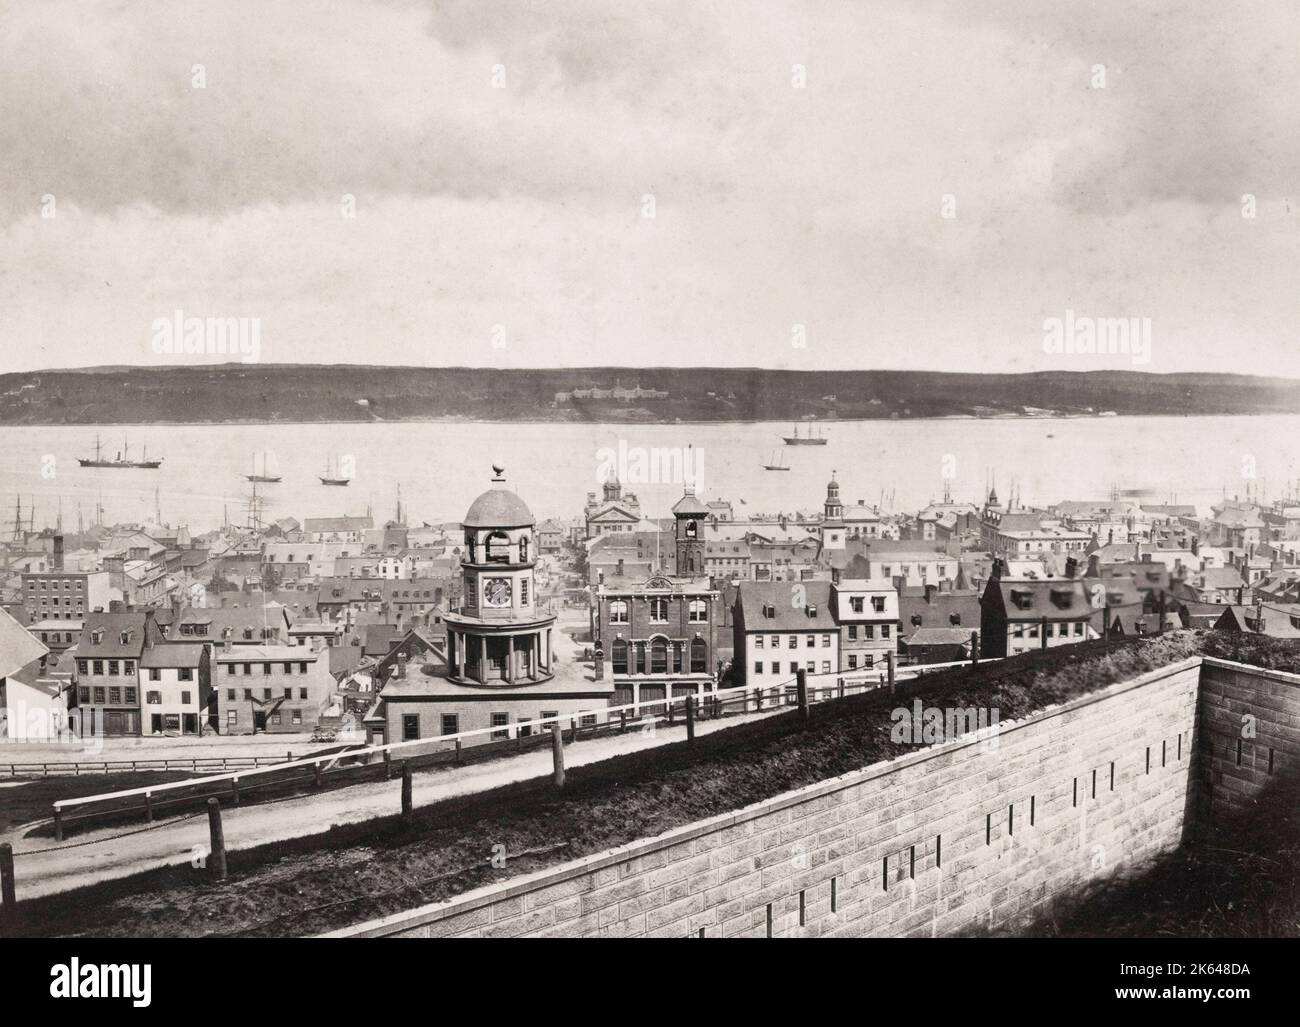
[1,0,1297,376]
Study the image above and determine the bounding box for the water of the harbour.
[1,416,1297,531]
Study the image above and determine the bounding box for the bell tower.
[672,486,708,578]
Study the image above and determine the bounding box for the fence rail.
[2,753,297,779]
[41,653,1003,842]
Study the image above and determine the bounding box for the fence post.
[401,761,413,822]
[568,717,576,745]
[686,696,696,742]
[0,843,15,923]
[145,791,153,824]
[54,807,64,843]
[838,676,845,700]
[620,710,627,734]
[206,799,227,881]
[314,761,323,788]
[970,631,979,665]
[887,652,896,695]
[231,777,240,805]
[384,749,392,779]
[455,737,463,765]
[551,723,565,790]
[796,668,809,721]
[755,685,763,712]
[1040,616,1048,651]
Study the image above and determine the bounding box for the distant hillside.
[1,365,1299,425]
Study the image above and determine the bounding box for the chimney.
[1064,556,1079,579]
[594,646,605,680]
[924,583,937,605]
[990,558,1003,581]
[53,534,64,571]
[397,651,407,678]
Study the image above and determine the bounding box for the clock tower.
[444,466,557,685]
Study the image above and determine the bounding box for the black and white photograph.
[0,0,1295,1001]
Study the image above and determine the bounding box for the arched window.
[519,536,529,563]
[612,639,628,674]
[690,638,706,673]
[609,600,629,624]
[485,532,511,563]
[688,599,708,622]
[650,637,668,674]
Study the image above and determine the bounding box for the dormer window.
[1010,589,1033,610]
[1049,587,1073,609]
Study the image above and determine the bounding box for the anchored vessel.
[782,421,828,446]
[762,449,790,470]
[78,434,162,469]
[319,454,350,486]
[245,450,281,483]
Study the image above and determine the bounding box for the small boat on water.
[78,434,162,469]
[319,453,350,486]
[782,421,828,446]
[245,450,281,483]
[762,449,790,471]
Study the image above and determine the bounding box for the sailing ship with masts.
[319,453,351,486]
[78,434,163,468]
[762,449,790,471]
[782,421,828,446]
[245,450,281,483]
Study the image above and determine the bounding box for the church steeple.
[824,471,843,521]
[671,486,709,578]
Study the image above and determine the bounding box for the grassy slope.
[11,632,1240,938]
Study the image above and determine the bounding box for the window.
[283,662,293,674]
[872,596,886,613]
[108,687,121,704]
[147,668,160,681]
[124,686,136,703]
[292,710,302,725]
[822,634,831,647]
[123,660,135,675]
[805,635,815,648]
[299,687,308,699]
[688,599,707,622]
[650,597,669,622]
[441,714,459,736]
[244,688,253,699]
[611,639,629,675]
[650,638,668,674]
[226,663,236,675]
[77,659,88,675]
[270,713,281,725]
[93,687,105,703]
[789,662,798,675]
[822,661,831,674]
[864,654,874,669]
[847,654,858,670]
[243,664,252,675]
[298,662,307,674]
[754,661,763,675]
[228,710,237,725]
[78,686,90,703]
[754,635,764,649]
[262,663,272,675]
[146,691,161,704]
[1074,622,1084,636]
[787,636,797,649]
[108,660,119,676]
[491,712,509,740]
[181,691,191,705]
[520,579,529,605]
[881,625,891,639]
[178,667,193,681]
[227,688,236,700]
[770,662,779,674]
[609,600,629,624]
[690,638,706,674]
[284,687,293,699]
[806,661,815,672]
[864,625,875,639]
[93,660,103,675]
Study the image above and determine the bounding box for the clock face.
[484,577,513,607]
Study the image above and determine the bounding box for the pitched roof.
[737,581,836,630]
[0,607,47,680]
